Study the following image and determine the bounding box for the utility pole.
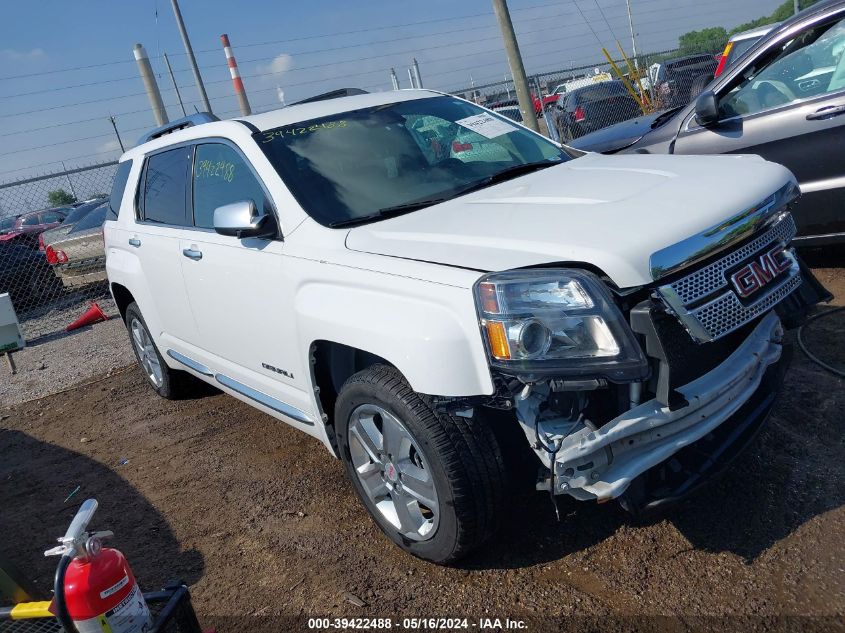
[625,0,639,70]
[221,34,251,115]
[390,68,400,90]
[109,116,125,152]
[163,53,187,117]
[491,0,539,131]
[133,44,168,126]
[794,0,800,14]
[412,58,424,89]
[60,161,77,199]
[170,0,212,113]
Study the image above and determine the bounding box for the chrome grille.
[691,273,801,340]
[657,212,800,343]
[668,214,797,306]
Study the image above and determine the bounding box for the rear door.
[673,11,845,241]
[177,140,313,422]
[131,145,198,344]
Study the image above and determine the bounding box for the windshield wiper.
[327,161,558,228]
[328,197,449,228]
[650,106,684,129]
[456,160,559,196]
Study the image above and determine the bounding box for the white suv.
[105,89,826,563]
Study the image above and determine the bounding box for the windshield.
[0,217,16,232]
[256,96,568,226]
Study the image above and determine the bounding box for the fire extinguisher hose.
[54,553,77,633]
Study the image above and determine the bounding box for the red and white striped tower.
[221,33,251,115]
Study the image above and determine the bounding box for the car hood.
[568,112,662,153]
[344,153,795,289]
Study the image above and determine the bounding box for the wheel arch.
[110,282,135,322]
[310,339,394,450]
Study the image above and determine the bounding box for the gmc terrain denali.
[105,90,828,563]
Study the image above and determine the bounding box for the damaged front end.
[471,204,830,513]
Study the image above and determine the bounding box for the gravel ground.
[0,317,134,407]
[0,261,842,633]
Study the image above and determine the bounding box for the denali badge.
[729,245,791,298]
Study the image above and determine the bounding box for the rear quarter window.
[107,160,133,221]
[141,148,192,226]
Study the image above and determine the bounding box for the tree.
[47,189,76,206]
[678,27,729,55]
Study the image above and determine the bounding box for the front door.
[674,12,845,241]
[176,141,313,422]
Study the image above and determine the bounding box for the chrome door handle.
[806,104,845,120]
[128,238,141,247]
[182,248,203,261]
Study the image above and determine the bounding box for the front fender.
[295,278,494,397]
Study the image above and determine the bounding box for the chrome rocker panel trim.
[546,312,784,502]
[215,373,315,426]
[649,182,799,282]
[166,349,214,377]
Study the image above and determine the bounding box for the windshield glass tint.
[256,96,568,226]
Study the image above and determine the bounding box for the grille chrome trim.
[667,213,796,306]
[649,181,799,282]
[657,213,800,343]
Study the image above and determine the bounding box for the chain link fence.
[451,42,725,144]
[0,162,119,342]
[0,42,728,345]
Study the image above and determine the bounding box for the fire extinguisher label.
[74,584,152,633]
[100,574,129,599]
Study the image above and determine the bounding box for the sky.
[0,0,784,182]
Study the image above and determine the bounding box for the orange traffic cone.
[66,302,108,332]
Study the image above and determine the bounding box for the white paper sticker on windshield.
[455,113,516,139]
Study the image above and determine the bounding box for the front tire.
[335,365,506,564]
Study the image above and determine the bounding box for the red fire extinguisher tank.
[64,547,151,633]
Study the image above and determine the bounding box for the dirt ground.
[1,258,843,632]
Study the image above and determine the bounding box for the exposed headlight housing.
[474,269,648,382]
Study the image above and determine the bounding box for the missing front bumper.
[519,311,786,502]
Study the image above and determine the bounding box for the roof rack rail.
[292,88,368,105]
[137,112,220,146]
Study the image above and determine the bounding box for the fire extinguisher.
[45,499,152,633]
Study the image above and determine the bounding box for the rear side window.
[192,143,266,229]
[141,148,191,226]
[70,203,108,234]
[40,211,64,223]
[107,160,133,221]
[576,83,628,103]
[21,214,41,226]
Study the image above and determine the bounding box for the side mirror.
[213,199,277,239]
[695,90,720,126]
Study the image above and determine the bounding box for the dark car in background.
[651,53,720,108]
[0,207,68,247]
[553,80,642,140]
[570,0,845,245]
[0,241,61,309]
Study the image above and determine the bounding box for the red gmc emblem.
[729,245,791,298]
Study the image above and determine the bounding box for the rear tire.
[335,364,507,564]
[124,302,204,399]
